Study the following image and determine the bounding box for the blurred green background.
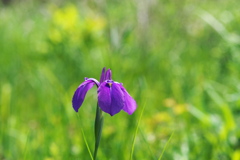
[0,0,240,159]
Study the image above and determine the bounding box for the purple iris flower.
[72,67,137,116]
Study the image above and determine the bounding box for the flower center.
[105,80,114,88]
[107,82,112,87]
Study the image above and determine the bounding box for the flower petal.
[100,67,106,83]
[97,82,111,113]
[98,81,124,116]
[72,79,98,112]
[105,69,112,80]
[120,86,137,115]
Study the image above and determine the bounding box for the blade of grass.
[23,130,30,160]
[130,101,146,160]
[77,114,94,160]
[158,132,174,160]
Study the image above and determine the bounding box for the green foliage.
[0,0,240,159]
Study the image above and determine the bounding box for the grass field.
[0,0,240,159]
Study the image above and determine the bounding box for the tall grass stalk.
[77,114,94,160]
[158,132,174,160]
[23,130,30,160]
[130,102,146,160]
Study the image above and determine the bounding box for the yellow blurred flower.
[48,4,80,44]
[48,4,106,45]
[173,104,187,115]
[86,16,106,33]
[163,98,187,115]
[232,149,240,160]
[153,112,172,123]
[53,4,79,31]
[164,98,176,108]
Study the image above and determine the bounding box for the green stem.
[93,104,104,160]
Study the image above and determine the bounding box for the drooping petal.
[98,81,124,116]
[109,82,124,115]
[100,67,106,83]
[97,82,111,113]
[72,79,99,112]
[85,78,100,87]
[120,85,137,115]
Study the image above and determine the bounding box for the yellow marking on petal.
[108,83,112,87]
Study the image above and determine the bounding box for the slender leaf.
[130,102,146,160]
